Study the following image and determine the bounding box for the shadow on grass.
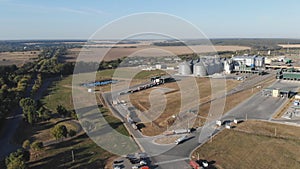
[29,134,109,169]
[13,120,54,145]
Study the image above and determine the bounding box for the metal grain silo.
[215,60,223,73]
[179,61,192,75]
[255,56,265,67]
[194,61,207,77]
[189,60,194,74]
[207,62,217,75]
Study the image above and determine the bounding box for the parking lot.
[223,80,299,121]
[113,152,152,169]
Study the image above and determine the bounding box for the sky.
[1,0,300,40]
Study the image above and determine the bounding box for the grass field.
[95,68,166,80]
[0,51,39,66]
[30,69,167,168]
[28,134,114,169]
[42,76,74,112]
[192,121,300,169]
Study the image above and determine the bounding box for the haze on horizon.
[1,0,300,40]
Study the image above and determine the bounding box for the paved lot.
[223,80,299,121]
[223,93,287,120]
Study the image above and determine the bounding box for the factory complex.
[178,55,266,77]
[175,54,300,81]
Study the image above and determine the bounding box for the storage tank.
[215,60,222,73]
[255,56,265,67]
[194,61,207,77]
[208,63,218,75]
[178,61,192,75]
[189,60,194,73]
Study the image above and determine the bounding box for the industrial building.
[276,69,300,81]
[232,55,265,70]
[262,88,291,98]
[178,55,266,77]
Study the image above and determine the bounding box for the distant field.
[65,45,250,62]
[192,120,300,169]
[279,44,300,48]
[0,51,39,66]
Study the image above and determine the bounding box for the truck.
[174,129,190,134]
[131,123,138,130]
[175,135,188,144]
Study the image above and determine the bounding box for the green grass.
[96,68,166,80]
[35,69,138,168]
[42,69,166,112]
[29,134,114,169]
[134,69,166,79]
[41,76,73,112]
[100,107,129,136]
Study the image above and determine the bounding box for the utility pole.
[72,150,75,162]
[245,114,248,121]
[274,128,277,137]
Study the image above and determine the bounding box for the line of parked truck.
[120,81,163,95]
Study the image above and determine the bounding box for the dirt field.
[192,120,300,169]
[278,44,300,48]
[0,51,39,66]
[154,135,181,144]
[66,45,250,62]
[127,78,241,136]
[127,75,275,136]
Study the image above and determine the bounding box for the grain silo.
[215,60,222,72]
[255,56,265,67]
[207,62,218,75]
[178,61,192,75]
[194,61,207,77]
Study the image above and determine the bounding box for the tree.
[22,140,30,150]
[70,110,78,120]
[68,129,76,137]
[50,124,68,140]
[56,105,69,117]
[37,106,51,121]
[6,158,27,169]
[5,149,29,169]
[19,98,37,124]
[30,141,43,151]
